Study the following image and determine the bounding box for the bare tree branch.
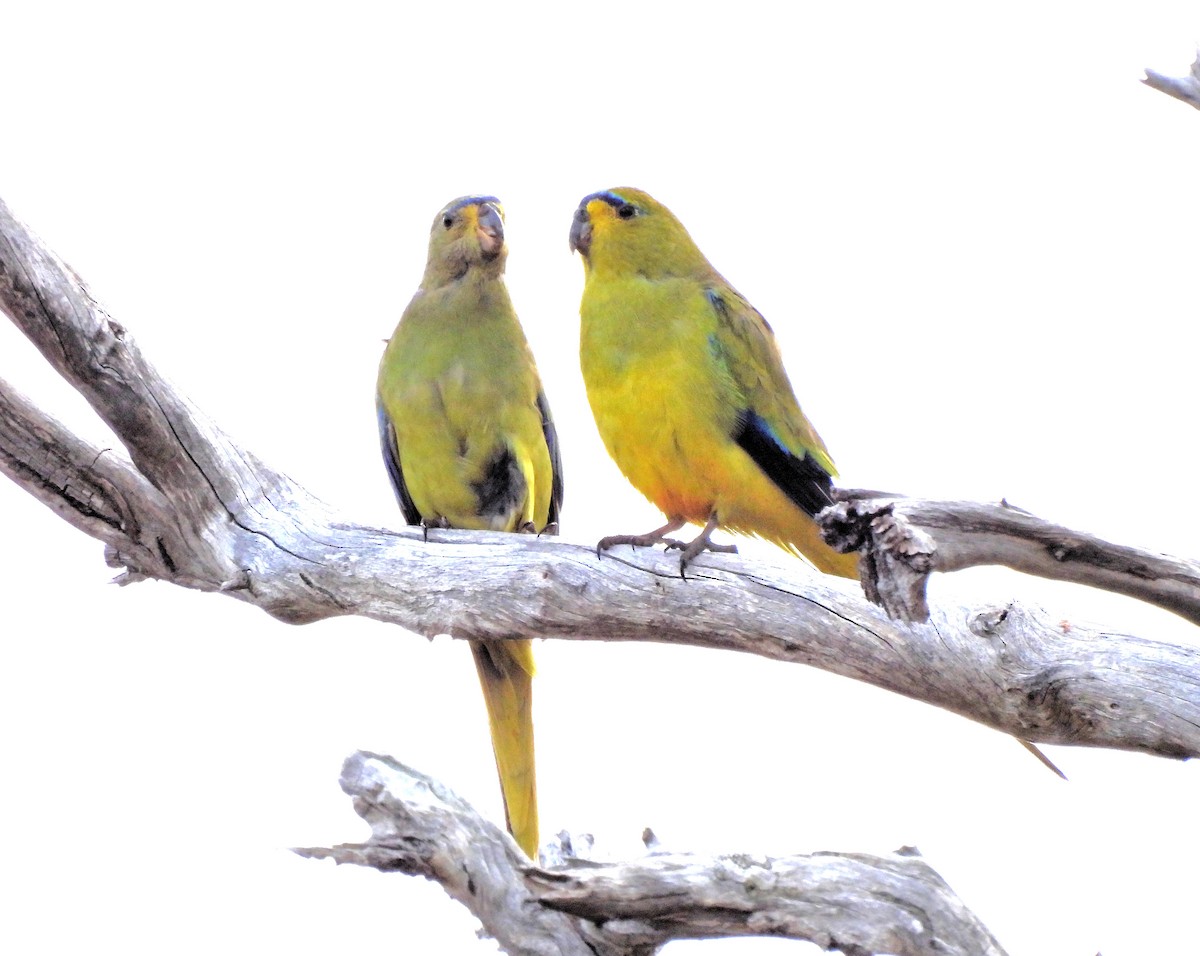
[1144,48,1200,110]
[296,752,1007,956]
[298,753,610,956]
[823,495,1200,625]
[1,196,1198,768]
[0,375,156,551]
[4,195,1200,952]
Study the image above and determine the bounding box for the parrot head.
[569,187,709,279]
[423,195,507,287]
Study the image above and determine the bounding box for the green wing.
[705,284,838,517]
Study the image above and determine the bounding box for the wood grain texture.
[296,752,1006,956]
[822,495,1200,625]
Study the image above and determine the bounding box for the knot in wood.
[1012,665,1100,740]
[102,312,126,339]
[968,604,1014,637]
[817,500,874,552]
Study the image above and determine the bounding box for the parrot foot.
[538,522,560,537]
[596,516,688,559]
[666,513,737,578]
[518,521,538,534]
[421,515,451,542]
[597,532,686,555]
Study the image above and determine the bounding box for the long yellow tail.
[771,515,862,581]
[807,543,861,580]
[470,638,538,857]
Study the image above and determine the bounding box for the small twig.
[1143,48,1200,110]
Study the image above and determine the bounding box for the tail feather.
[760,512,861,581]
[470,638,538,857]
[804,542,861,581]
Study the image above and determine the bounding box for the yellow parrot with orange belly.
[569,186,857,578]
[569,186,1063,778]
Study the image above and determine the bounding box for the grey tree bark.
[2,190,1198,954]
[821,494,1200,626]
[1144,48,1200,110]
[295,752,1007,956]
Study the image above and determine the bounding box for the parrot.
[377,195,563,857]
[568,186,857,579]
[568,186,1065,780]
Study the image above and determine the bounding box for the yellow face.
[568,187,706,279]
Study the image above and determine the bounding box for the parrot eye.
[442,215,455,229]
[617,203,638,220]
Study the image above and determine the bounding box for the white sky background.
[1,2,1198,953]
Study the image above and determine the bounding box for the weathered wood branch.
[823,495,1200,625]
[0,374,157,553]
[1,195,1199,766]
[296,752,1006,956]
[298,753,609,956]
[1144,48,1200,110]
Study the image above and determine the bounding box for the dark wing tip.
[536,391,564,527]
[734,409,834,517]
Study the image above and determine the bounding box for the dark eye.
[442,215,455,229]
[617,203,637,220]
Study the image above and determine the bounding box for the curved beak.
[569,204,592,256]
[476,202,504,258]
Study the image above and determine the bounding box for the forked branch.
[1,196,1198,764]
[3,194,1200,953]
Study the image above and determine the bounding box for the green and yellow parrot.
[569,186,1065,779]
[377,196,563,856]
[568,186,857,579]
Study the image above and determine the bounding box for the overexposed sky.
[2,3,1199,954]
